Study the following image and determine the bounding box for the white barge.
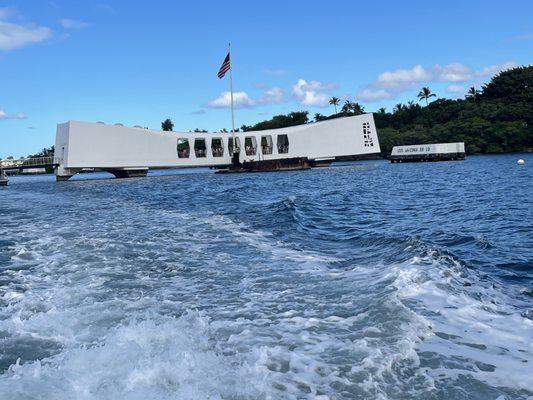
[54,114,381,181]
[390,142,465,163]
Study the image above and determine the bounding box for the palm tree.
[393,103,404,113]
[377,107,386,114]
[314,113,326,122]
[466,86,480,100]
[329,97,340,114]
[342,100,365,115]
[352,102,365,115]
[417,87,436,106]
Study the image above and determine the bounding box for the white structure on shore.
[54,114,380,180]
[390,142,465,163]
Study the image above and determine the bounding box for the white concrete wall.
[391,142,465,156]
[56,114,381,169]
[55,123,70,165]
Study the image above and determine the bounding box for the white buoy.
[517,159,525,165]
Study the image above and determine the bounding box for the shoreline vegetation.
[238,66,532,157]
[3,66,531,164]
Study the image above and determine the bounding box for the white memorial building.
[54,114,381,180]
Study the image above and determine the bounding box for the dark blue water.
[1,154,532,399]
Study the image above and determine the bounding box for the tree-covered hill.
[241,111,309,132]
[240,66,532,156]
[375,66,532,155]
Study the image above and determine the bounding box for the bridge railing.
[20,156,56,166]
[1,156,60,169]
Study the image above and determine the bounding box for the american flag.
[217,52,231,79]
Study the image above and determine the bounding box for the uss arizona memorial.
[54,114,381,180]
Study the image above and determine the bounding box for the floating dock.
[216,157,312,173]
[390,143,465,163]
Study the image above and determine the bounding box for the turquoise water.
[0,154,532,399]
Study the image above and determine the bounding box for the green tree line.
[221,66,532,156]
[27,146,55,158]
[374,66,532,155]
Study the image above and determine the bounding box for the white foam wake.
[0,312,269,400]
[393,251,533,392]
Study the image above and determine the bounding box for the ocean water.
[0,154,531,400]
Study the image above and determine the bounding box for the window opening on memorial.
[261,135,273,155]
[277,134,289,154]
[228,137,241,154]
[177,138,190,158]
[211,138,224,157]
[194,138,207,158]
[244,137,257,156]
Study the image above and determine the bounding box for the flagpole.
[228,43,236,154]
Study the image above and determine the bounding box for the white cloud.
[437,63,473,82]
[0,109,27,120]
[376,64,432,89]
[0,8,52,51]
[358,61,517,102]
[446,85,466,93]
[206,91,255,108]
[0,21,52,52]
[375,63,473,89]
[204,87,287,110]
[356,88,393,102]
[292,79,333,107]
[60,19,89,30]
[477,61,517,77]
[258,87,284,104]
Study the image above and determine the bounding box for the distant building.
[0,159,18,167]
[390,143,465,163]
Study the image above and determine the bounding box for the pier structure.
[54,114,381,181]
[390,143,465,163]
[0,156,60,186]
[0,168,7,186]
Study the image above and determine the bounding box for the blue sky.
[0,0,532,157]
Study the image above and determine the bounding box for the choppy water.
[0,154,532,399]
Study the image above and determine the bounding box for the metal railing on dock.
[0,156,60,170]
